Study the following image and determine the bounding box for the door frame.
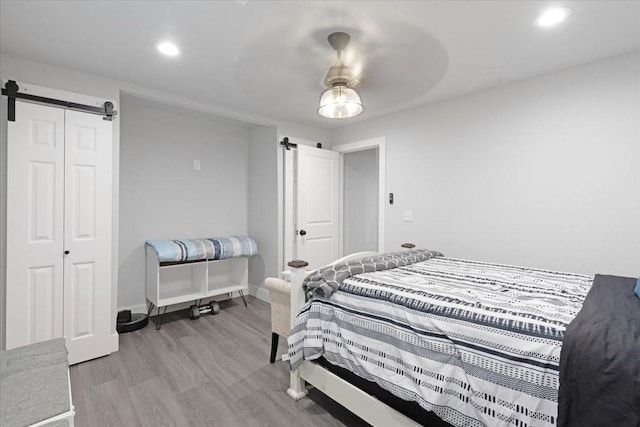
[333,137,386,254]
[280,136,386,272]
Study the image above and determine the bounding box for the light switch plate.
[193,160,201,170]
[403,210,413,222]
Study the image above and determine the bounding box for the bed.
[284,249,640,427]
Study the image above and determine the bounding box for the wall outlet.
[403,210,413,222]
[193,160,201,170]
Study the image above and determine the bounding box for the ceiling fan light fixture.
[318,32,364,119]
[318,83,364,119]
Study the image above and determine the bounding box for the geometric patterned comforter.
[288,256,593,427]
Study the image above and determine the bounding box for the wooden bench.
[145,236,257,328]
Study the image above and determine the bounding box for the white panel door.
[63,110,113,364]
[6,102,65,349]
[296,144,340,270]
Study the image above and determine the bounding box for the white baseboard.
[249,283,270,303]
[109,332,119,353]
[122,303,148,315]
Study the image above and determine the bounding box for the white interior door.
[63,110,113,364]
[295,144,340,269]
[6,102,65,349]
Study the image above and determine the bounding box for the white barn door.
[63,110,113,364]
[6,102,65,348]
[6,101,113,364]
[295,144,340,270]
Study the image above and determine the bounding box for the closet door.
[6,102,65,349]
[63,110,113,364]
[6,101,114,364]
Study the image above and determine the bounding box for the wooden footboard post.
[286,260,309,400]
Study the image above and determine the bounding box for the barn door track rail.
[2,79,117,122]
[280,136,323,150]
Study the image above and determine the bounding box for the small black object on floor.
[116,309,148,333]
[189,301,221,320]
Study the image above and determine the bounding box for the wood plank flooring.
[70,296,369,427]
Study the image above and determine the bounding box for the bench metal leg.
[238,290,248,307]
[155,306,168,330]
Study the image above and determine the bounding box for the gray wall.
[332,51,640,277]
[248,125,279,299]
[118,95,251,309]
[343,149,379,254]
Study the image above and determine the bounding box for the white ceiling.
[1,0,639,128]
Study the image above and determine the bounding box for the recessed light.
[536,7,572,27]
[157,41,180,56]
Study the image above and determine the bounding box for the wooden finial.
[288,260,309,268]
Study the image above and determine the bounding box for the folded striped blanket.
[146,236,257,262]
[304,249,443,298]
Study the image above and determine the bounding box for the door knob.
[64,250,70,255]
[299,229,307,236]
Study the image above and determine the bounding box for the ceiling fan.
[318,32,364,119]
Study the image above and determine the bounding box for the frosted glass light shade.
[318,85,364,119]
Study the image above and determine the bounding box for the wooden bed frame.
[284,252,422,427]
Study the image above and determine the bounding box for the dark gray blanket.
[558,274,640,426]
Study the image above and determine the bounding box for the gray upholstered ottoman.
[0,338,74,427]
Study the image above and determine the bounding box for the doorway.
[334,137,386,255]
[281,136,385,271]
[342,148,379,254]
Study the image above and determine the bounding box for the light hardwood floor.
[70,296,369,427]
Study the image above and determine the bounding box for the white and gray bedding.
[288,251,594,427]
